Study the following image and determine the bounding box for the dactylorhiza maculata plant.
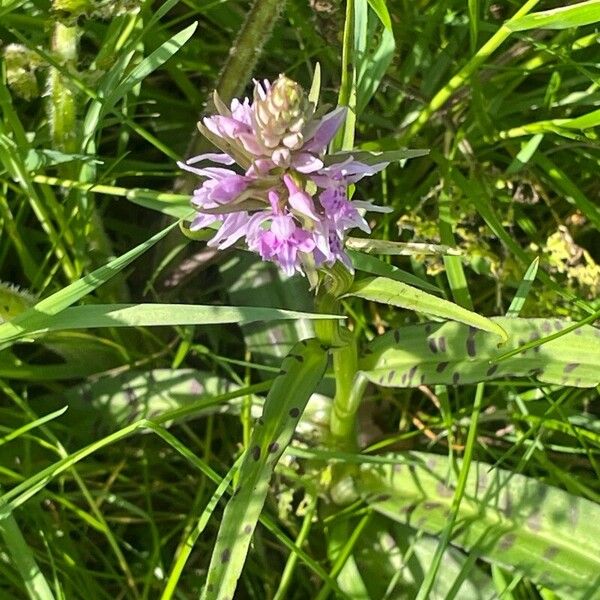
[178,74,395,280]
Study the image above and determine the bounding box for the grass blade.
[201,339,328,600]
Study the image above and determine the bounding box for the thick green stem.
[401,0,541,143]
[314,264,366,452]
[49,23,77,162]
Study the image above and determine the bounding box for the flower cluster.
[179,74,392,277]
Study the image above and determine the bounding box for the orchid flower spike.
[178,72,406,280]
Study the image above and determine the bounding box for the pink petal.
[303,106,347,152]
[292,152,324,174]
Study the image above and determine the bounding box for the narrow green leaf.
[347,277,507,341]
[348,250,441,293]
[109,22,198,103]
[0,511,56,600]
[201,339,328,600]
[346,238,457,256]
[367,0,392,30]
[506,257,539,318]
[308,62,321,105]
[0,223,178,346]
[0,303,342,345]
[323,148,429,166]
[508,0,600,31]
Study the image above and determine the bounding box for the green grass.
[1,0,600,598]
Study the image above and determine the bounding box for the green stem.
[49,23,78,165]
[400,0,542,143]
[314,264,365,452]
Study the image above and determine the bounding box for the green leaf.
[347,277,507,341]
[308,62,321,105]
[348,250,441,293]
[324,148,429,166]
[109,22,198,103]
[506,258,539,318]
[360,317,600,388]
[356,9,395,114]
[508,0,600,31]
[346,238,458,257]
[0,222,177,346]
[48,369,254,438]
[367,0,392,30]
[351,515,495,599]
[201,339,329,600]
[0,303,342,345]
[357,452,600,598]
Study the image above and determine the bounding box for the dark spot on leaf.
[293,354,304,362]
[258,418,264,426]
[374,494,391,503]
[408,366,417,381]
[554,320,563,331]
[544,546,560,561]
[221,549,231,564]
[428,338,438,353]
[498,533,516,552]
[423,501,442,511]
[466,327,477,357]
[437,337,447,353]
[301,340,308,346]
[394,330,400,344]
[425,324,432,334]
[207,584,214,592]
[452,372,460,385]
[542,321,552,332]
[268,442,279,453]
[124,387,136,403]
[564,362,579,373]
[420,374,426,384]
[244,524,252,534]
[574,328,582,335]
[289,407,300,418]
[364,347,373,355]
[388,370,396,383]
[251,446,260,461]
[436,361,449,373]
[487,364,499,377]
[279,369,288,376]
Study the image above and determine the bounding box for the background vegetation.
[0,0,599,598]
